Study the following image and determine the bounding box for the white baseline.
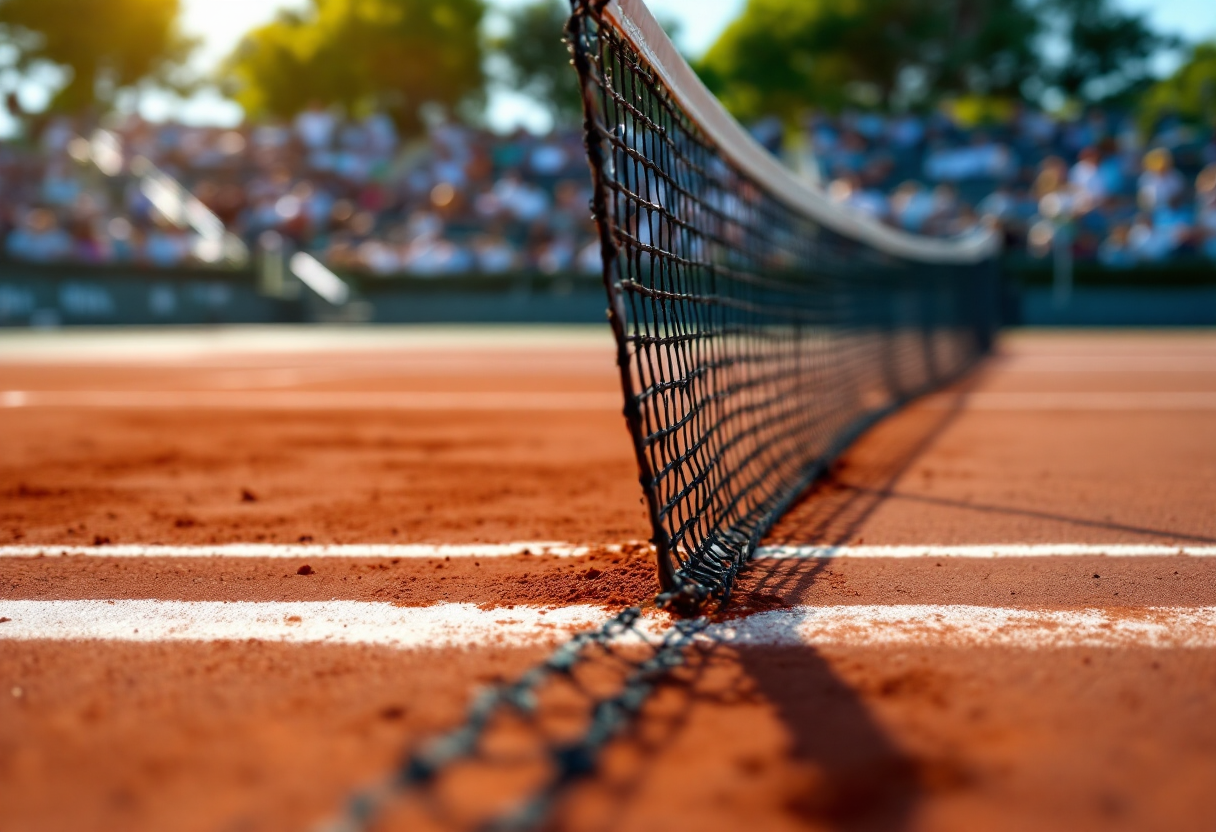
[2,600,1216,650]
[0,542,613,559]
[0,390,620,411]
[2,543,1214,559]
[754,544,1216,559]
[922,391,1216,411]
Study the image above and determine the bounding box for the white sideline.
[999,356,1216,373]
[0,325,614,362]
[922,391,1216,411]
[2,600,1216,650]
[0,600,606,649]
[754,544,1216,559]
[0,542,616,559]
[0,390,621,411]
[714,604,1216,649]
[2,543,1215,559]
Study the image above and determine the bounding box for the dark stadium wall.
[0,263,611,326]
[0,263,298,327]
[3,262,1214,328]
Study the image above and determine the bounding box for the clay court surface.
[2,326,1216,832]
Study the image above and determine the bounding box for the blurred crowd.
[809,107,1216,266]
[0,108,602,277]
[3,104,1216,275]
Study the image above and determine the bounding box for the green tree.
[696,0,1042,121]
[492,0,580,127]
[1040,0,1179,105]
[1141,42,1216,128]
[492,0,681,128]
[0,0,195,114]
[223,0,486,133]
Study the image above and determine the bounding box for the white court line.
[0,542,619,559]
[8,392,1216,414]
[997,356,1216,372]
[0,326,614,363]
[0,390,620,411]
[754,544,1216,559]
[2,600,1215,649]
[923,392,1216,411]
[0,600,608,649]
[3,543,1214,560]
[714,605,1216,649]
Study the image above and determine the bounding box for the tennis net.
[569,0,1001,610]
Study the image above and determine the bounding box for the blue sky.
[2,0,1214,135]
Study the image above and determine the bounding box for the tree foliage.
[696,0,1042,121]
[222,0,486,133]
[492,0,581,127]
[697,0,1183,121]
[491,0,681,129]
[0,0,195,114]
[1040,0,1178,105]
[1141,42,1216,127]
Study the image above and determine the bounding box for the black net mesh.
[570,1,999,608]
[323,7,999,829]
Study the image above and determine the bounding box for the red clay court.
[2,326,1215,831]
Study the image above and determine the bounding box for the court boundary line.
[3,599,1216,649]
[755,544,1216,558]
[921,392,1216,410]
[3,543,1214,559]
[0,542,614,558]
[0,390,622,410]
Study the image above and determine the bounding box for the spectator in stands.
[1138,148,1185,211]
[402,231,473,276]
[41,158,82,206]
[492,170,550,223]
[105,217,140,262]
[1196,164,1216,260]
[356,235,402,275]
[1032,156,1069,201]
[1153,192,1195,252]
[143,216,195,267]
[1127,214,1177,262]
[1098,223,1136,268]
[1095,139,1128,196]
[927,184,962,235]
[1014,104,1057,151]
[887,113,925,151]
[828,174,888,220]
[295,101,338,154]
[1069,146,1110,207]
[473,228,518,274]
[944,204,980,237]
[6,208,73,263]
[923,132,1014,182]
[977,184,1017,223]
[537,234,576,274]
[576,239,602,274]
[69,215,108,264]
[890,181,936,233]
[547,180,591,237]
[528,137,570,179]
[5,102,1212,277]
